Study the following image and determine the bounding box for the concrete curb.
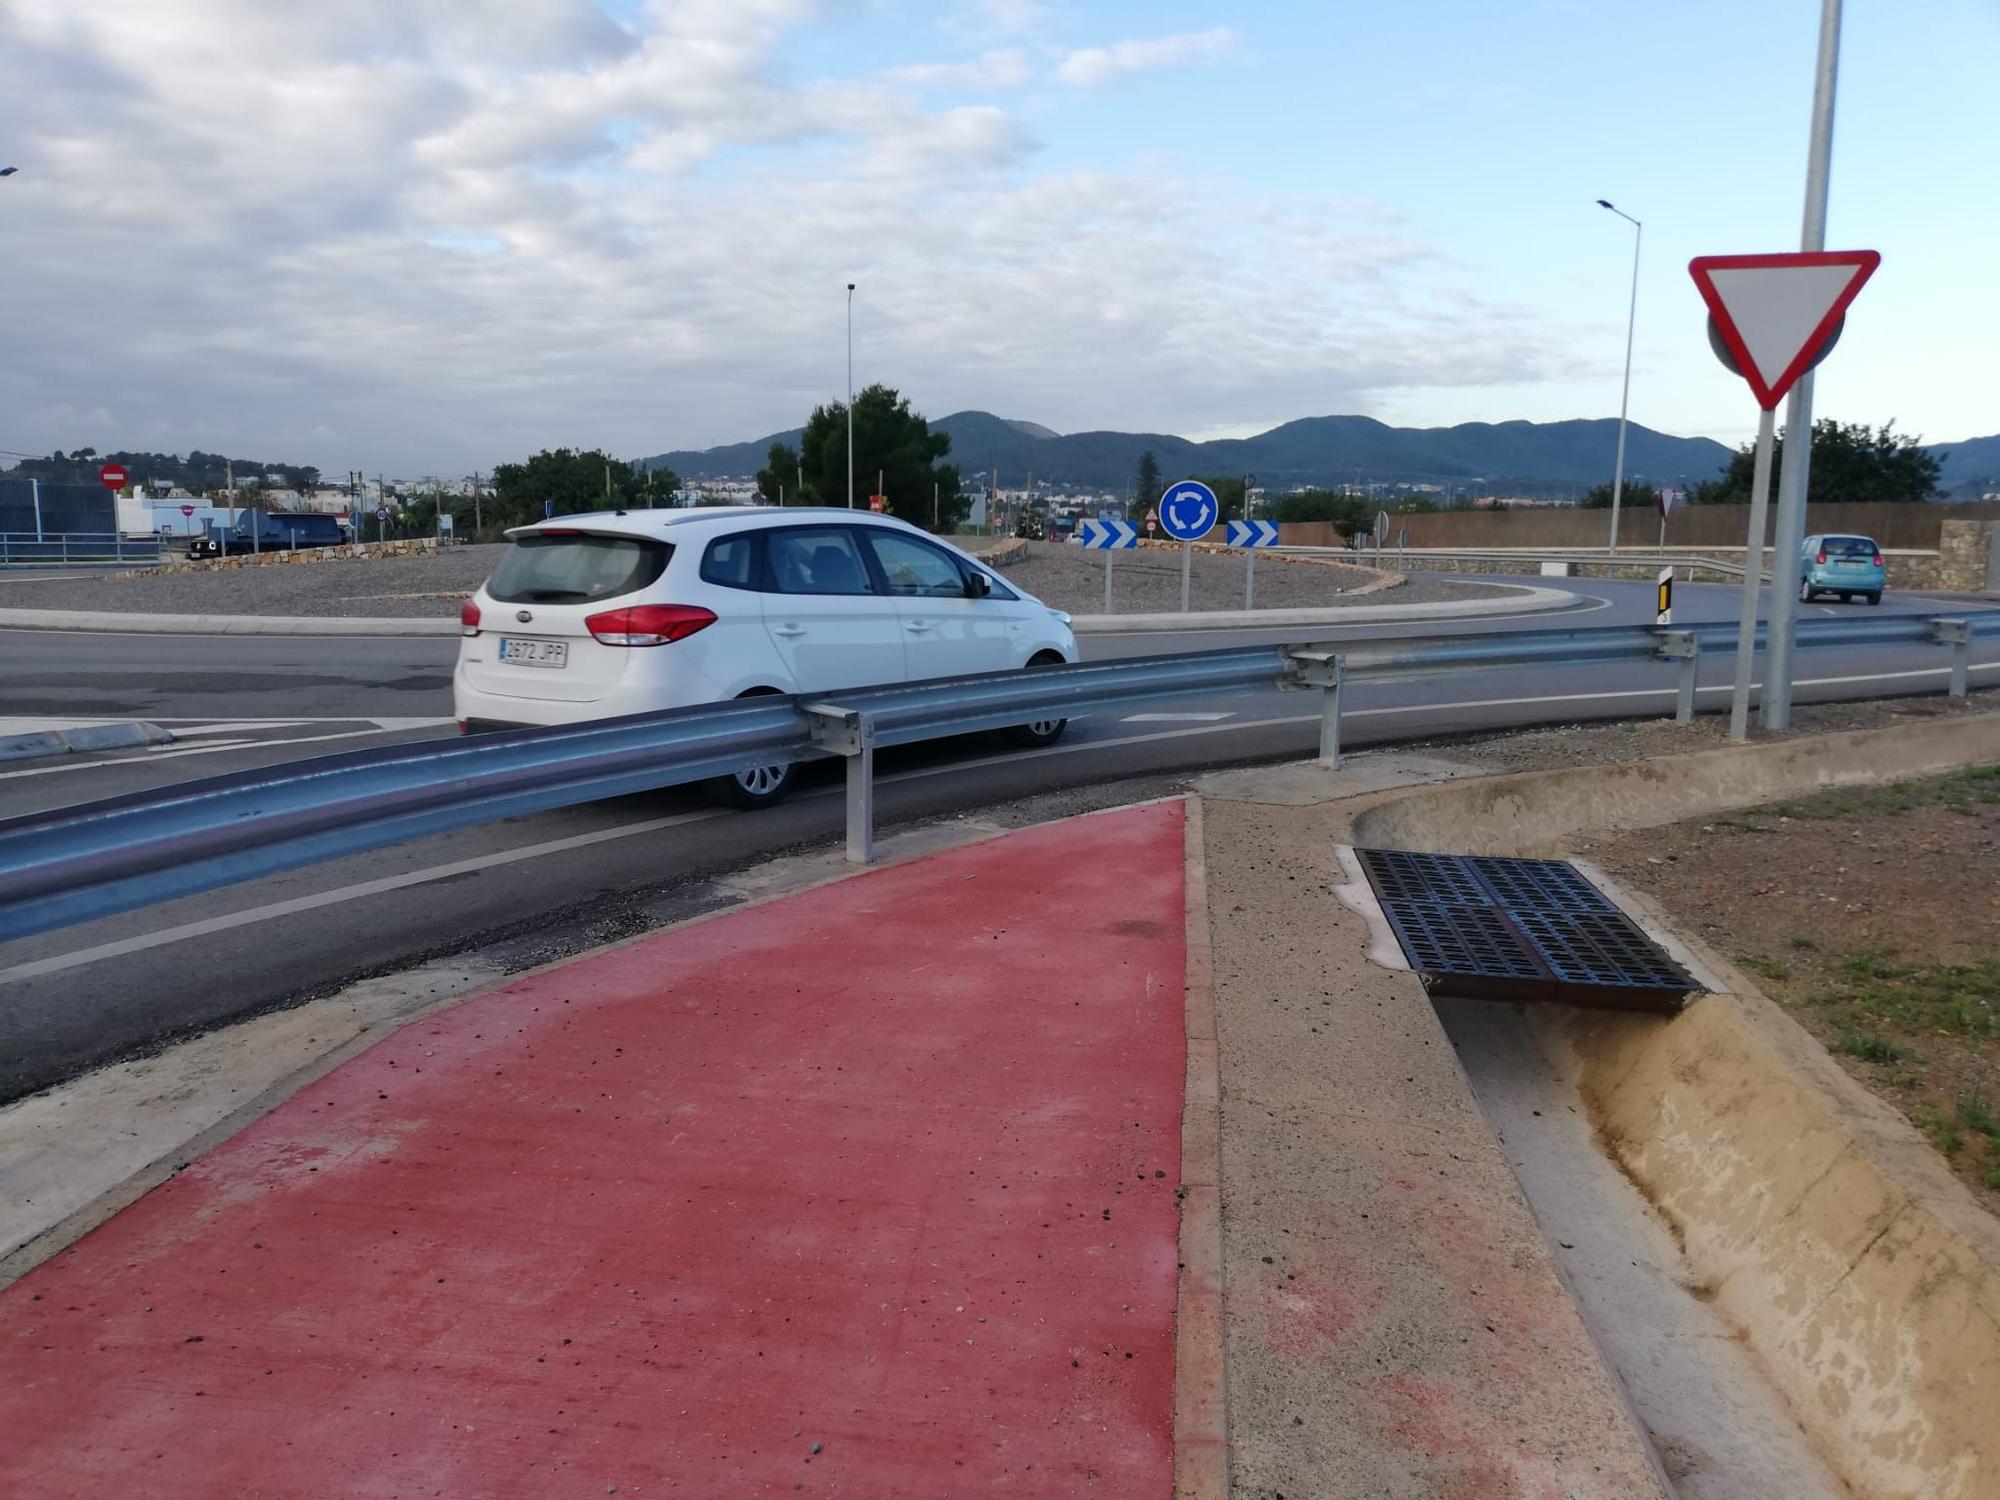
[1069,580,1578,633]
[1174,795,1228,1500]
[0,580,1579,639]
[0,721,172,763]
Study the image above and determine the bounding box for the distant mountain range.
[1929,434,2000,496]
[643,412,1741,495]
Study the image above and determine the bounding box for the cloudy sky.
[2,0,1995,475]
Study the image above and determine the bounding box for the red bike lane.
[1,803,1190,1498]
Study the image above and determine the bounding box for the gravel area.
[0,538,1507,618]
[997,541,1508,614]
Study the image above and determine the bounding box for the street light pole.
[1762,0,1844,732]
[1596,200,1642,555]
[845,282,856,509]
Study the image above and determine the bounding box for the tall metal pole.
[1730,407,1779,740]
[845,282,856,509]
[1597,200,1641,554]
[1762,0,1843,732]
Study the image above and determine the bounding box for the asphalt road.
[2,574,1995,1099]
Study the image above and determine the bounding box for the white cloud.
[1053,27,1240,89]
[0,5,1590,472]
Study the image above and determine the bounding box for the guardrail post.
[806,704,877,863]
[1282,649,1346,768]
[1655,629,1699,724]
[1930,618,1972,699]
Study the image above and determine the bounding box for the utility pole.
[846,282,856,508]
[934,480,940,531]
[1762,0,1843,732]
[1596,199,1642,554]
[473,471,482,537]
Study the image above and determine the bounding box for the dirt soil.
[0,537,1505,619]
[1581,768,2000,1207]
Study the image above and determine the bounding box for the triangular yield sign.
[1689,250,1879,409]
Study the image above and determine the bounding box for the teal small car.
[1800,533,1884,605]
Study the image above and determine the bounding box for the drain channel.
[1355,849,1695,1012]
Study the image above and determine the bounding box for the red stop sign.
[180,504,195,517]
[98,463,128,490]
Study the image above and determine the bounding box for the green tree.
[1693,419,1939,505]
[1129,451,1163,523]
[1193,474,1248,522]
[755,442,809,505]
[488,448,643,532]
[1271,488,1371,535]
[1579,480,1663,511]
[797,384,964,532]
[638,464,681,508]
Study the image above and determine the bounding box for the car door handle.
[774,624,807,638]
[904,621,932,633]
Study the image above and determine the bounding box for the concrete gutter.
[0,721,173,763]
[0,580,1580,639]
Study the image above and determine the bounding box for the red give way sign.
[98,463,129,490]
[1688,251,1879,410]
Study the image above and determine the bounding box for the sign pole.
[1762,0,1844,732]
[1245,547,1256,610]
[1180,541,1192,614]
[1729,406,1778,741]
[1104,549,1113,613]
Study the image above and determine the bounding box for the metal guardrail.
[1,613,1995,944]
[0,532,162,566]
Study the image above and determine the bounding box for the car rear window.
[1823,536,1877,556]
[486,533,672,604]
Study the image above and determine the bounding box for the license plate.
[499,638,568,669]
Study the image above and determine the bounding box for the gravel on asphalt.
[0,537,1506,619]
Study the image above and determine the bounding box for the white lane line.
[1122,712,1233,723]
[0,724,447,782]
[0,808,726,984]
[167,720,317,737]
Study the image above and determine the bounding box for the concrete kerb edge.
[0,722,173,763]
[1174,795,1229,1500]
[0,794,1193,1290]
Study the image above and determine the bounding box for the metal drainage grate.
[1355,849,1694,1013]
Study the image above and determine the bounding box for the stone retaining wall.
[123,537,444,577]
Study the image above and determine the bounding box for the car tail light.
[460,598,481,636]
[1815,551,1827,565]
[584,604,717,646]
[1872,552,1884,567]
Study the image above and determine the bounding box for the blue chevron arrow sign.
[1079,518,1138,549]
[1226,519,1278,548]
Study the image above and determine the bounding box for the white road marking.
[0,724,448,782]
[0,808,725,984]
[166,720,317,737]
[1121,712,1233,723]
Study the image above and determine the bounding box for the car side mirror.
[965,571,992,599]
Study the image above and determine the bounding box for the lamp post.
[845,282,856,509]
[0,167,19,177]
[1596,199,1641,554]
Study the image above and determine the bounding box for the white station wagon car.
[454,507,1077,806]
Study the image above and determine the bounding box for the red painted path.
[1,804,1189,1498]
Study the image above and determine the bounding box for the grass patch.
[1737,953,1792,981]
[1958,1092,2000,1143]
[1924,1114,1965,1155]
[1837,1033,1907,1065]
[1766,765,2000,823]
